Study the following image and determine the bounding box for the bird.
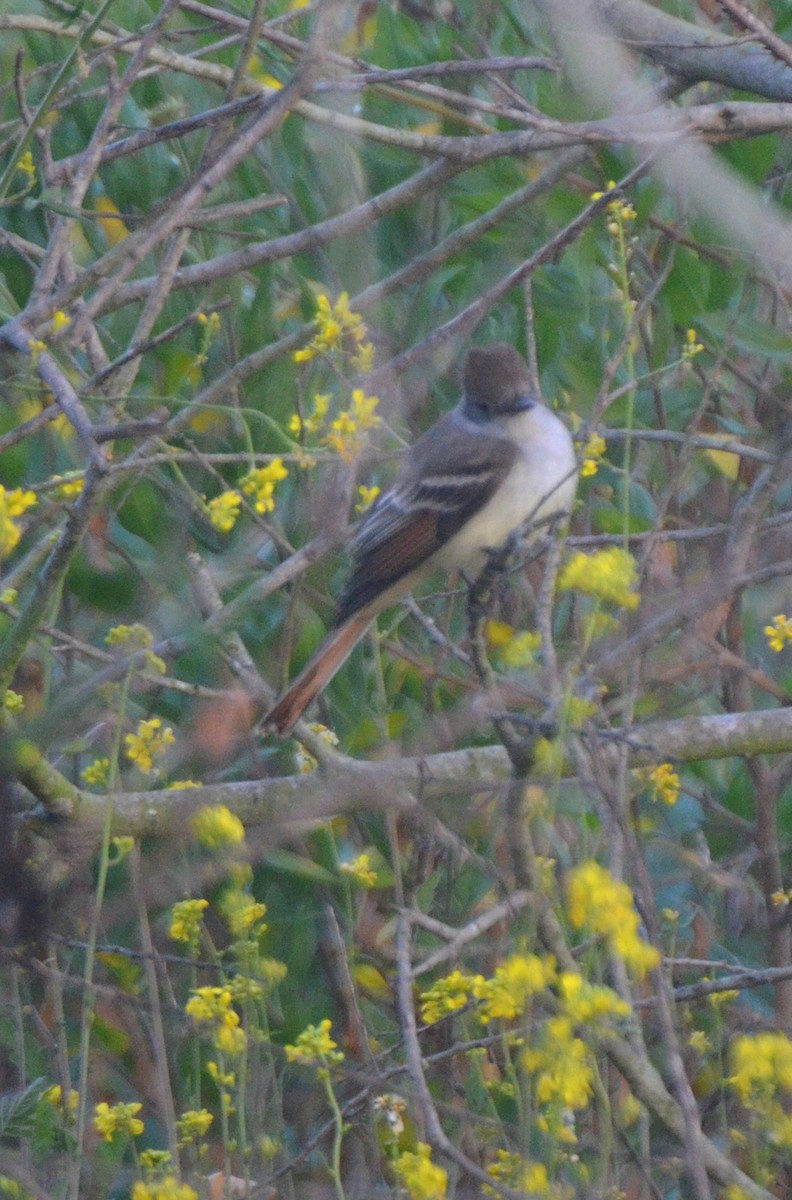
[265,342,578,735]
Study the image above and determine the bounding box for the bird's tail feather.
[264,614,371,736]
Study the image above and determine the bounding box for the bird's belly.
[434,438,577,576]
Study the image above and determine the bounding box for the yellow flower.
[473,953,555,1024]
[483,619,514,648]
[765,613,792,652]
[729,1031,792,1101]
[559,547,640,610]
[17,150,36,181]
[295,722,339,773]
[138,1149,172,1172]
[219,887,267,936]
[50,310,70,332]
[682,327,704,360]
[105,623,158,661]
[186,986,246,1057]
[132,1178,197,1200]
[499,629,542,670]
[226,973,264,1005]
[176,1108,213,1146]
[355,483,380,513]
[105,622,149,647]
[644,762,680,806]
[27,338,46,367]
[0,486,37,559]
[689,1030,711,1054]
[124,717,175,775]
[290,392,331,438]
[206,489,241,533]
[110,836,134,863]
[523,1015,593,1110]
[566,860,660,978]
[169,898,209,945]
[340,852,378,888]
[581,431,606,477]
[239,459,288,513]
[3,690,24,714]
[93,1100,144,1142]
[557,971,631,1023]
[215,1020,247,1056]
[81,757,110,787]
[393,1142,447,1200]
[52,474,84,499]
[284,1018,344,1067]
[321,392,380,460]
[349,388,381,430]
[419,969,480,1025]
[591,181,636,224]
[43,1084,79,1116]
[350,339,375,373]
[192,804,245,849]
[485,1150,549,1197]
[206,1060,235,1088]
[293,292,370,364]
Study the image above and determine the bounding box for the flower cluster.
[106,622,166,674]
[340,852,378,888]
[293,292,374,372]
[485,620,542,669]
[420,969,479,1025]
[206,490,241,532]
[175,1107,213,1147]
[93,1100,144,1142]
[81,757,110,787]
[523,1016,594,1111]
[644,762,680,806]
[124,716,175,775]
[729,1031,792,1147]
[192,803,245,849]
[218,888,268,938]
[17,150,36,182]
[51,473,84,499]
[206,459,289,532]
[284,1018,344,1071]
[289,392,330,439]
[566,860,659,977]
[591,180,637,235]
[295,722,339,773]
[169,898,209,947]
[321,388,382,461]
[393,1141,447,1200]
[682,326,704,361]
[355,483,380,513]
[581,431,607,478]
[0,485,37,559]
[485,1150,549,1197]
[185,986,247,1056]
[474,953,556,1024]
[240,459,289,512]
[559,546,640,610]
[132,1179,197,1200]
[765,613,792,652]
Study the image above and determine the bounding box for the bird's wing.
[337,414,516,621]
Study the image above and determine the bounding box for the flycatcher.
[266,343,578,734]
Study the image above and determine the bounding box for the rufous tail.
[264,614,371,735]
